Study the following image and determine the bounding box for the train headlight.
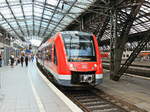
[94,64,97,68]
[69,64,77,70]
[70,64,73,68]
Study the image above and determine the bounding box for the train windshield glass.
[62,34,96,62]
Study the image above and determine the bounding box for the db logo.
[82,64,88,69]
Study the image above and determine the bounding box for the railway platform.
[0,62,82,112]
[96,70,150,112]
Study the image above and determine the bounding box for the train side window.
[54,45,57,65]
[49,44,52,62]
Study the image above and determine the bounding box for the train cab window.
[62,34,96,62]
[54,46,57,65]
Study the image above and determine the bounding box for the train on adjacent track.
[101,50,150,60]
[37,31,103,87]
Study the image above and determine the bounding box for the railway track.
[37,62,146,112]
[62,88,145,112]
[64,90,126,112]
[102,62,150,78]
[102,60,150,68]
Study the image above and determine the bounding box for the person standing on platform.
[10,54,15,67]
[0,54,2,67]
[20,55,24,67]
[31,55,34,62]
[15,57,19,65]
[17,56,20,64]
[25,55,28,67]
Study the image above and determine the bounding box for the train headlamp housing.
[69,63,76,70]
[69,64,73,68]
[94,64,97,68]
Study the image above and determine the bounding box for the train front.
[60,32,103,87]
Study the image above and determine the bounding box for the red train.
[37,31,103,87]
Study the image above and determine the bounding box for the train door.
[54,45,57,65]
[51,44,58,73]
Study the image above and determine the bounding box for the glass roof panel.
[34,6,43,14]
[140,5,150,13]
[22,0,32,3]
[130,28,137,34]
[43,14,50,19]
[47,0,58,6]
[43,10,52,16]
[0,7,12,18]
[0,0,97,41]
[12,6,23,17]
[130,0,150,34]
[139,16,149,21]
[23,5,32,16]
[36,0,45,2]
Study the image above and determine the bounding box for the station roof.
[101,0,150,41]
[64,0,150,45]
[0,0,149,46]
[0,0,96,42]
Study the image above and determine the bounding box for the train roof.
[60,31,93,36]
[38,31,94,50]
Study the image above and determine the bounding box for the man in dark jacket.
[25,55,28,67]
[20,55,24,67]
[10,54,15,67]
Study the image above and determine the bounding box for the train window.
[49,44,52,62]
[46,47,49,60]
[44,48,47,60]
[54,45,57,65]
[62,34,96,62]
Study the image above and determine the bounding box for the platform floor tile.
[96,71,150,112]
[0,62,72,112]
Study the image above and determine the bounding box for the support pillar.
[3,46,10,66]
[80,17,84,31]
[110,9,118,80]
[113,34,127,80]
[110,9,128,80]
[110,0,145,81]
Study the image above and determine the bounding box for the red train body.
[37,31,103,87]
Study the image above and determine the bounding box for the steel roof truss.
[0,12,24,41]
[5,0,25,36]
[37,0,47,36]
[0,15,67,27]
[48,0,78,38]
[20,0,29,36]
[32,0,35,36]
[41,0,62,37]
